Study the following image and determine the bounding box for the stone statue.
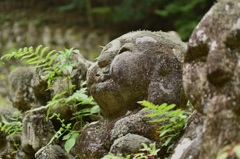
[87,31,187,120]
[8,67,35,111]
[76,31,187,158]
[183,0,240,158]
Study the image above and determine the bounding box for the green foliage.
[59,0,86,12]
[112,0,159,22]
[101,153,131,159]
[60,0,213,40]
[139,100,190,152]
[101,99,190,158]
[1,45,100,154]
[0,46,80,87]
[101,143,159,159]
[217,143,240,159]
[63,131,80,153]
[134,143,160,159]
[0,111,22,137]
[154,0,209,40]
[45,82,99,153]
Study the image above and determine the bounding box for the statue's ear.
[135,36,157,44]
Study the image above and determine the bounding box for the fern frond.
[25,56,42,65]
[45,50,57,61]
[27,59,44,65]
[37,62,49,68]
[20,54,35,61]
[35,45,43,55]
[48,53,58,66]
[40,46,49,57]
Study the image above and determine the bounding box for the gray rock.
[8,67,35,111]
[35,145,73,159]
[15,148,34,159]
[76,121,108,159]
[21,112,56,154]
[170,111,203,159]
[110,133,152,157]
[106,110,162,144]
[87,30,187,120]
[0,106,22,158]
[76,110,164,158]
[183,0,240,158]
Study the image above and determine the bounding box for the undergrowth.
[1,45,100,154]
[102,101,191,159]
[1,45,190,157]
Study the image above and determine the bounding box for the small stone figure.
[87,30,187,120]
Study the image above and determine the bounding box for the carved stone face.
[183,0,240,114]
[87,31,187,120]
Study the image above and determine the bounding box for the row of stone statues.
[1,0,240,158]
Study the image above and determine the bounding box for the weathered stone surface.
[6,53,94,158]
[0,106,22,158]
[110,133,152,156]
[76,121,108,159]
[87,30,187,120]
[32,53,93,122]
[76,31,188,158]
[183,0,240,158]
[35,145,73,159]
[15,148,34,159]
[21,112,56,154]
[76,110,165,158]
[170,111,203,159]
[8,67,35,111]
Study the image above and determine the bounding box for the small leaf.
[45,50,56,61]
[163,104,176,111]
[62,134,71,140]
[158,103,168,110]
[71,132,80,139]
[40,47,49,57]
[233,144,240,158]
[35,45,42,54]
[65,65,73,74]
[149,117,168,123]
[64,138,76,153]
[73,49,80,54]
[49,53,58,65]
[18,48,23,53]
[23,47,28,52]
[29,46,33,52]
[20,54,35,61]
[163,137,172,146]
[160,129,169,137]
[90,105,100,114]
[216,152,228,159]
[25,56,40,64]
[145,113,165,118]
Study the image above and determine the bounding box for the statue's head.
[183,0,240,114]
[87,31,187,120]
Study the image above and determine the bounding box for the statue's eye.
[118,43,134,54]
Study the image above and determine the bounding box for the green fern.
[1,45,57,66]
[0,111,22,137]
[1,45,101,154]
[139,100,190,152]
[1,45,59,86]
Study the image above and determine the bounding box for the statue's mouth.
[98,73,110,82]
[96,66,111,83]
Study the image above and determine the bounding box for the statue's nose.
[97,52,115,68]
[207,44,236,86]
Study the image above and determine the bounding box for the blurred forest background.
[0,0,215,105]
